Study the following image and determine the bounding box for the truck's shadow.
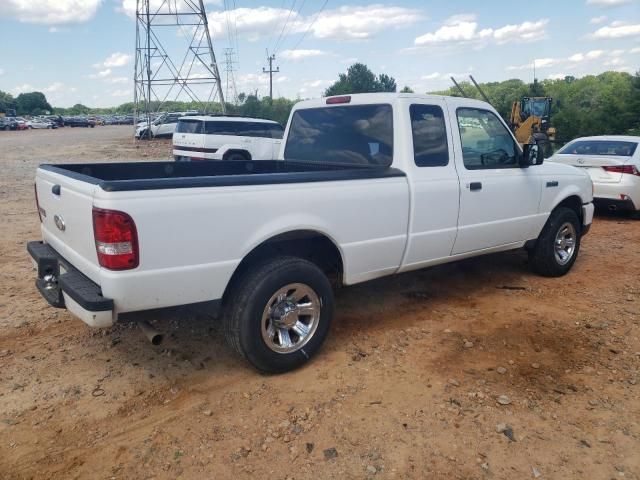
[109,248,536,379]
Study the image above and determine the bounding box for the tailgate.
[551,154,629,183]
[36,168,101,283]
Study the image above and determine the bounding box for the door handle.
[469,182,482,191]
[52,184,61,196]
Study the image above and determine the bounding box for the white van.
[173,116,284,161]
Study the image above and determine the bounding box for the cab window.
[456,108,518,169]
[410,104,449,167]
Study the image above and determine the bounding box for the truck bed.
[40,160,405,192]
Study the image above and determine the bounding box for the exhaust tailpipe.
[138,321,163,346]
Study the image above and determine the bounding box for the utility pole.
[262,53,279,102]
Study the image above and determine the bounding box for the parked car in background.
[549,135,640,218]
[173,116,284,161]
[15,117,28,130]
[135,112,185,139]
[27,118,57,129]
[65,117,95,128]
[0,117,18,131]
[46,115,65,127]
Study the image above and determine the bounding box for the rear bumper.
[27,241,115,328]
[593,197,637,212]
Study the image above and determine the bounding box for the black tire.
[529,207,581,277]
[223,256,334,373]
[630,210,640,220]
[224,151,249,161]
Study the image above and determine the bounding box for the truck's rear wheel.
[529,207,581,277]
[223,256,334,373]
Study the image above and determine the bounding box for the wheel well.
[556,195,583,223]
[222,230,344,303]
[223,149,251,160]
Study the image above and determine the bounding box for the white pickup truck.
[29,93,594,372]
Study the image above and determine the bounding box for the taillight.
[326,95,351,105]
[602,165,640,176]
[92,207,139,270]
[34,184,42,223]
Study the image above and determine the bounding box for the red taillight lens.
[603,165,640,176]
[34,184,42,223]
[326,95,351,105]
[92,207,139,270]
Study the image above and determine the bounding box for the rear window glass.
[284,104,393,166]
[557,140,637,157]
[176,119,203,134]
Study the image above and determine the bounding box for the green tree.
[0,90,16,114]
[377,74,397,93]
[325,63,397,96]
[15,92,52,115]
[400,86,414,93]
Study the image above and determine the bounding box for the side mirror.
[521,142,544,167]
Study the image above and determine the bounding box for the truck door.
[399,100,461,272]
[451,105,542,254]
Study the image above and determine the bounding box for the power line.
[288,0,327,53]
[267,0,288,54]
[272,0,297,55]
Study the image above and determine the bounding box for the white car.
[27,118,56,129]
[550,135,640,218]
[29,92,593,373]
[135,112,185,139]
[173,116,284,161]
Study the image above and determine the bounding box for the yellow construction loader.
[451,76,557,147]
[509,96,556,145]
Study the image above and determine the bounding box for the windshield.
[284,104,393,166]
[521,99,549,119]
[557,140,637,157]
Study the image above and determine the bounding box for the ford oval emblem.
[54,214,66,232]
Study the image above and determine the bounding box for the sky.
[0,0,638,108]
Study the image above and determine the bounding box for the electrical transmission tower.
[223,47,238,106]
[134,0,225,136]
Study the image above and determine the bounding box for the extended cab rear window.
[557,140,638,157]
[176,119,203,134]
[284,104,393,166]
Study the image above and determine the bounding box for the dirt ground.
[0,126,639,480]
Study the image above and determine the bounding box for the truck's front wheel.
[529,207,581,277]
[223,256,334,373]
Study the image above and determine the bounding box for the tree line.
[2,63,638,142]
